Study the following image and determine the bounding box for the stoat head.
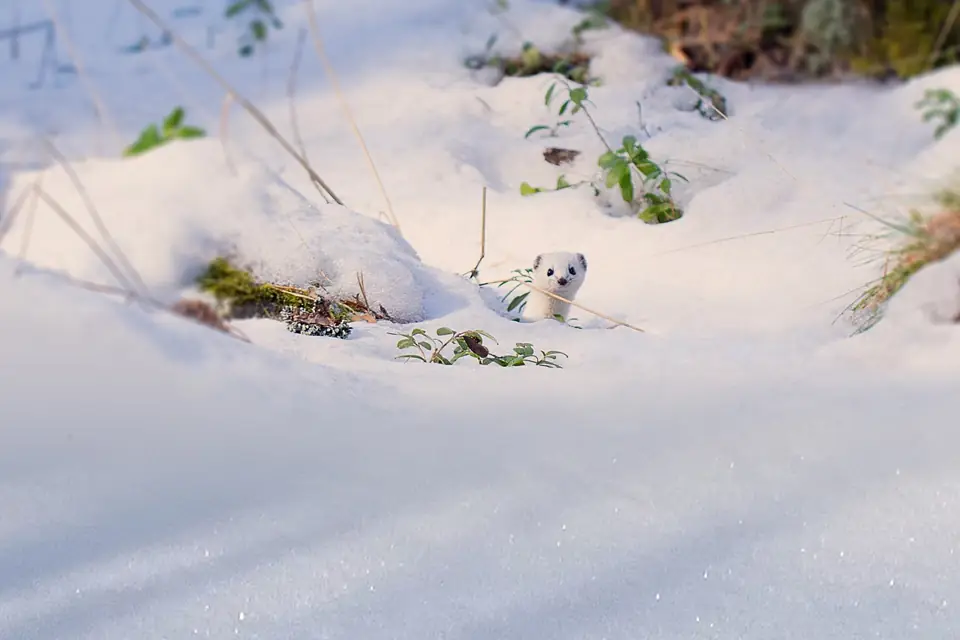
[532,251,587,295]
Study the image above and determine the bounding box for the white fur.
[520,251,588,322]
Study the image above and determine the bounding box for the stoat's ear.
[577,253,587,271]
[533,254,543,270]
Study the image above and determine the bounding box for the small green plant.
[521,82,686,223]
[916,89,960,140]
[497,267,534,314]
[123,107,205,157]
[392,326,567,368]
[523,80,582,139]
[519,174,581,196]
[667,67,728,121]
[599,134,687,223]
[225,0,283,58]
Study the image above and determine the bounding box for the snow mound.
[1,140,428,321]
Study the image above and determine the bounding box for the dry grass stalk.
[288,26,330,203]
[40,0,119,151]
[302,0,400,232]
[847,192,960,327]
[481,277,646,333]
[466,186,487,279]
[218,92,238,175]
[33,186,140,295]
[40,137,150,297]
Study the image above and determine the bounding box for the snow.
[1,0,960,638]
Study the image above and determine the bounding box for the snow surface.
[2,0,960,638]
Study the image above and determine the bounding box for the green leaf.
[395,354,426,362]
[568,87,588,106]
[251,19,268,41]
[123,124,163,157]
[506,292,528,312]
[411,328,427,336]
[418,341,434,350]
[239,43,254,57]
[622,135,637,154]
[519,182,542,196]
[450,350,474,363]
[225,0,251,18]
[396,338,416,349]
[545,82,556,106]
[162,107,184,134]
[435,327,455,336]
[176,126,206,140]
[597,151,619,169]
[605,161,627,189]
[474,329,499,343]
[514,343,535,356]
[618,171,634,202]
[524,125,550,139]
[556,175,570,189]
[660,177,672,195]
[520,43,541,70]
[636,161,658,178]
[558,100,570,116]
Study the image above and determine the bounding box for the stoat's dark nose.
[557,277,568,286]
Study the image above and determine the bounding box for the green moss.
[196,257,315,319]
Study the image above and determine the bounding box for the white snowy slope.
[1,0,960,638]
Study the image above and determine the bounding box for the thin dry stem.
[467,186,487,278]
[483,277,646,333]
[40,137,150,297]
[219,92,238,175]
[356,271,372,311]
[525,282,647,333]
[33,186,138,295]
[288,26,329,203]
[302,0,399,230]
[15,178,41,268]
[40,0,119,151]
[0,183,33,245]
[650,215,846,257]
[126,0,343,205]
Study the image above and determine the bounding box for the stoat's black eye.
[546,268,554,277]
[568,266,576,275]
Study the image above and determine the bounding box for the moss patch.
[196,257,311,319]
[467,42,596,85]
[195,257,390,339]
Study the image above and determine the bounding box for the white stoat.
[520,251,587,322]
